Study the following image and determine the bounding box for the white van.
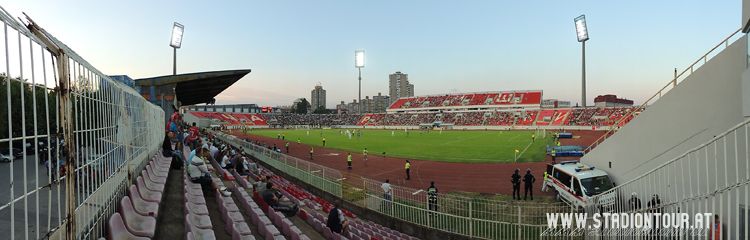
[545,161,616,209]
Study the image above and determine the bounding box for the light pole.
[574,15,589,107]
[170,22,184,75]
[355,50,365,114]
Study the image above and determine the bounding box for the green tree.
[292,98,310,114]
[312,105,332,114]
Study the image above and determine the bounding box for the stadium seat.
[118,197,156,238]
[108,213,149,240]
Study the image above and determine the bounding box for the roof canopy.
[136,69,250,106]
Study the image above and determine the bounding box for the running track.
[228,130,605,195]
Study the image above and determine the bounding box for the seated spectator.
[255,175,268,192]
[326,200,348,234]
[261,182,299,216]
[221,150,232,169]
[188,155,212,192]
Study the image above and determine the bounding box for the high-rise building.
[389,71,414,103]
[310,84,326,111]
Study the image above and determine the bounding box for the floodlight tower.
[574,15,589,107]
[355,50,365,114]
[170,22,184,75]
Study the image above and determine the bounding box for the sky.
[1,0,740,108]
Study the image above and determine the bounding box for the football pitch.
[244,129,552,163]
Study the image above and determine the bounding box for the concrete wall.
[582,35,748,184]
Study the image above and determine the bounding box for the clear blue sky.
[2,1,740,107]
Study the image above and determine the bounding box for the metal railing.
[584,117,750,239]
[211,131,344,197]
[583,27,743,154]
[214,129,572,239]
[0,6,164,239]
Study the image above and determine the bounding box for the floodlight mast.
[355,50,365,114]
[170,22,184,75]
[574,15,589,107]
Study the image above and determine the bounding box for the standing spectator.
[309,147,314,160]
[511,169,521,200]
[711,215,723,240]
[326,200,348,234]
[405,160,411,180]
[285,142,290,153]
[187,122,200,149]
[427,181,438,213]
[523,169,536,200]
[346,153,352,170]
[628,192,642,211]
[381,179,393,212]
[209,143,219,160]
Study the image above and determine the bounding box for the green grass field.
[245,129,551,163]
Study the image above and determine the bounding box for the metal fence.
[0,6,164,240]
[584,117,750,239]
[211,131,344,197]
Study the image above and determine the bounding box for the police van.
[545,161,616,209]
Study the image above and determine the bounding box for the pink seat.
[187,212,213,229]
[128,185,159,217]
[135,178,162,203]
[119,197,156,238]
[187,201,209,215]
[108,213,149,240]
[144,169,166,184]
[140,172,165,192]
[231,222,254,240]
[185,192,207,204]
[186,214,217,240]
[262,225,281,240]
[147,164,168,178]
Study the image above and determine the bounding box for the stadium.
[0,1,747,240]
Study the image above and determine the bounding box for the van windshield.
[580,176,614,196]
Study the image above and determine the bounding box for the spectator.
[346,153,352,170]
[261,182,299,216]
[255,175,268,192]
[628,192,641,211]
[427,181,438,213]
[381,179,393,212]
[326,200,348,234]
[188,154,211,192]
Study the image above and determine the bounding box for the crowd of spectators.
[390,91,543,110]
[263,113,362,126]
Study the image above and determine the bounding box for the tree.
[292,98,311,114]
[312,105,332,114]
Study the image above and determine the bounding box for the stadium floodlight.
[355,49,365,114]
[574,15,588,107]
[574,15,589,42]
[170,22,184,48]
[355,50,365,68]
[170,22,184,75]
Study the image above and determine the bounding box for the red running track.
[228,130,605,195]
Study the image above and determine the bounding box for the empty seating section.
[107,153,172,239]
[388,90,543,110]
[190,112,268,126]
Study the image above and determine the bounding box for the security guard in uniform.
[511,169,521,200]
[427,181,438,214]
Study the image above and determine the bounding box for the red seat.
[119,197,156,238]
[108,213,149,240]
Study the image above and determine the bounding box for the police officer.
[427,181,438,214]
[551,148,557,163]
[511,169,521,200]
[346,153,352,170]
[405,160,411,180]
[523,169,536,200]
